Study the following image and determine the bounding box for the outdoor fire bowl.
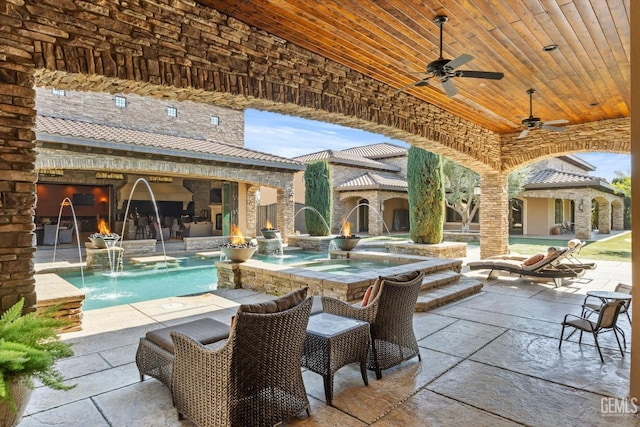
[88,234,120,249]
[332,236,361,251]
[261,228,280,239]
[220,245,257,262]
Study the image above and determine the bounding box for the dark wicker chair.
[171,293,313,427]
[321,271,425,379]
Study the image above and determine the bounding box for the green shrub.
[304,161,332,236]
[407,147,444,244]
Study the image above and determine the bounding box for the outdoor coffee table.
[301,312,370,406]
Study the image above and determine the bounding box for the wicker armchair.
[321,271,425,379]
[171,291,313,427]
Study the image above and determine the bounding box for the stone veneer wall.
[35,88,244,145]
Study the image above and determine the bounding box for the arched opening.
[509,198,524,235]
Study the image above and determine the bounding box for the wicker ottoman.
[135,317,229,389]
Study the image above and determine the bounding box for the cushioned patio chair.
[559,299,625,363]
[467,246,584,287]
[58,223,74,244]
[171,288,312,427]
[42,223,58,245]
[321,271,424,379]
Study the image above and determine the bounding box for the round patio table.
[586,290,632,302]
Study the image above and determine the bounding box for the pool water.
[60,251,331,310]
[291,259,392,275]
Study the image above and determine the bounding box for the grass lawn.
[508,232,631,262]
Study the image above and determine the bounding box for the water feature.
[294,206,333,236]
[341,202,398,253]
[51,197,84,285]
[119,177,167,261]
[58,251,329,309]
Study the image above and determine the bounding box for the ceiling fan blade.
[456,70,504,80]
[394,77,429,94]
[541,124,566,132]
[441,78,458,97]
[445,53,473,70]
[543,119,568,125]
[517,129,529,139]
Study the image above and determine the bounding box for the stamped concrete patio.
[23,243,639,426]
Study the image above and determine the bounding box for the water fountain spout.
[52,197,85,285]
[293,206,332,236]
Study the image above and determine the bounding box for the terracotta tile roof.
[336,172,407,191]
[341,142,407,159]
[293,149,399,172]
[527,168,603,185]
[35,116,305,170]
[525,168,615,192]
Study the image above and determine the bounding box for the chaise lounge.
[467,246,585,287]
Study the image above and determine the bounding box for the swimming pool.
[59,251,331,310]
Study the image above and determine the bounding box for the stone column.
[367,194,383,236]
[246,185,259,238]
[573,199,592,240]
[612,199,624,231]
[277,180,295,243]
[479,173,509,259]
[0,11,38,312]
[597,200,611,234]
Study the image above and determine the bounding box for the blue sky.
[244,109,629,183]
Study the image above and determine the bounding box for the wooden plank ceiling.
[198,0,630,135]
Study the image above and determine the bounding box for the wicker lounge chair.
[321,271,425,379]
[171,288,312,427]
[467,247,585,287]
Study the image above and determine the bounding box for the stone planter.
[332,237,361,251]
[261,229,280,240]
[0,377,33,427]
[220,246,257,262]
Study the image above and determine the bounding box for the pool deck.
[25,236,639,426]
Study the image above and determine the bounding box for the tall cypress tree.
[407,146,445,244]
[304,160,332,236]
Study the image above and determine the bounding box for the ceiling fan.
[518,88,568,138]
[395,15,504,97]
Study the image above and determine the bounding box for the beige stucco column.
[276,182,295,243]
[630,0,639,405]
[479,173,509,259]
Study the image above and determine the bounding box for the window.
[114,95,127,108]
[210,116,220,126]
[554,199,563,224]
[167,106,177,117]
[51,89,66,96]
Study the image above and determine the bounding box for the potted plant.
[0,298,75,426]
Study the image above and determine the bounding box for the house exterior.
[280,143,624,239]
[34,88,305,243]
[513,155,625,239]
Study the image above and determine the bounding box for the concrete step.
[415,276,483,312]
[419,269,461,292]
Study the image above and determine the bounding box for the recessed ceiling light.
[542,44,558,52]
